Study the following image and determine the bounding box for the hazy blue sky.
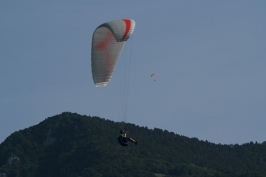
[1,1,266,145]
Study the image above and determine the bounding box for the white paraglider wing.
[151,73,158,77]
[91,19,135,87]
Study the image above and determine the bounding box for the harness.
[117,135,129,146]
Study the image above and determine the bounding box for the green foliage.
[0,112,266,177]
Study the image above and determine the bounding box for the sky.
[1,1,266,145]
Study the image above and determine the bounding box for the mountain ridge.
[1,112,266,177]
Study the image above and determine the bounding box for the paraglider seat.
[117,136,129,146]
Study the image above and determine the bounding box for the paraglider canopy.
[151,73,158,77]
[91,19,136,87]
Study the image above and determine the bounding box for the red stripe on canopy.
[121,19,131,41]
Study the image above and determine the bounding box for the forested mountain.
[0,112,266,177]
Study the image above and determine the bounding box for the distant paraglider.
[151,73,158,81]
[151,73,158,77]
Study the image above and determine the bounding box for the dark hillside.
[0,112,266,177]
